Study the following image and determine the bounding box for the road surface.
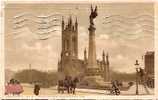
[5,83,154,96]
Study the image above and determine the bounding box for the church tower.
[61,16,78,59]
[59,16,79,77]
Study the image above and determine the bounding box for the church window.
[65,40,69,50]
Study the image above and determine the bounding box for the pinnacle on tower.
[102,50,105,62]
[75,17,78,24]
[62,16,64,22]
[103,50,105,56]
[57,59,60,64]
[106,52,108,58]
[75,17,78,32]
[84,48,87,61]
[106,52,109,65]
[62,16,64,31]
[72,25,75,31]
[69,15,72,25]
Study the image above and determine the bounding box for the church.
[57,15,110,82]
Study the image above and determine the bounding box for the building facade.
[144,51,154,75]
[144,51,154,88]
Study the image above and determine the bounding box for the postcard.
[1,0,157,99]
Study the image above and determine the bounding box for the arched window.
[72,36,76,54]
[64,40,69,50]
[67,40,69,50]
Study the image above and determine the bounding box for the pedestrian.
[14,80,23,95]
[34,83,40,95]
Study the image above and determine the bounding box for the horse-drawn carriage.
[58,80,66,93]
[58,76,79,94]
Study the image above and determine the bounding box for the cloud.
[97,34,109,40]
[116,54,124,60]
[12,27,38,41]
[78,26,88,39]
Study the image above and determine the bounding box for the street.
[10,83,153,96]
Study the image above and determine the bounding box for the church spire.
[69,15,72,26]
[84,48,87,61]
[57,58,60,64]
[62,16,64,31]
[102,50,105,63]
[106,52,110,82]
[75,17,78,31]
[106,52,109,65]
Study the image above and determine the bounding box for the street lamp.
[135,60,140,95]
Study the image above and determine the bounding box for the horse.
[58,80,65,93]
[69,77,79,94]
[64,76,72,94]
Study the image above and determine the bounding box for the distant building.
[144,51,154,75]
[58,16,110,81]
[144,51,154,88]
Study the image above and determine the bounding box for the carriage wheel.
[58,87,60,93]
[110,89,120,95]
[110,90,113,94]
[110,89,115,95]
[58,87,62,93]
[116,89,120,95]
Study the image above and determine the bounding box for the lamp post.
[135,60,140,95]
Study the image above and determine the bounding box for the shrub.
[14,69,58,88]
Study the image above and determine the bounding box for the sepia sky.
[5,3,154,73]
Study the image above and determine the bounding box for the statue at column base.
[80,67,105,88]
[86,68,101,76]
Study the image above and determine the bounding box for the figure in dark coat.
[34,83,40,95]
